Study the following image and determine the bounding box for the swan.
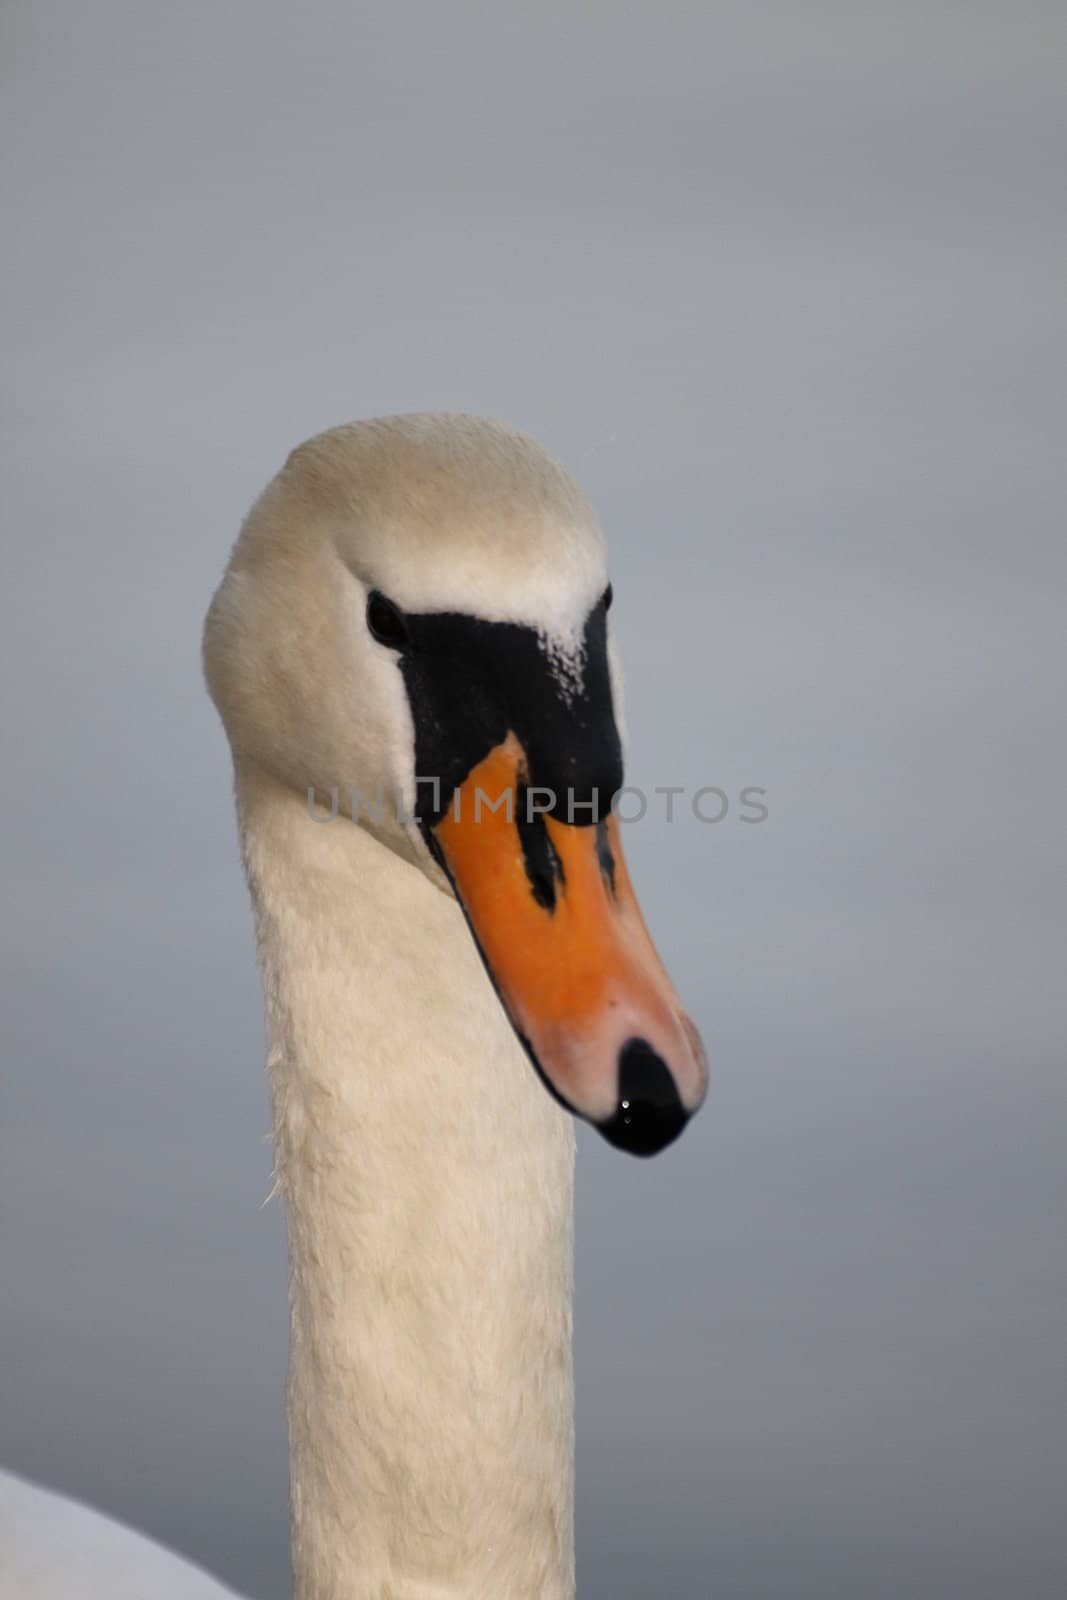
[3,414,707,1599]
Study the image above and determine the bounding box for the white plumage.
[0,1470,244,1599]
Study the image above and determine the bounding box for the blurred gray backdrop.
[2,3,1065,1597]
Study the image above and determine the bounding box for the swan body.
[0,1469,244,1599]
[6,414,704,1598]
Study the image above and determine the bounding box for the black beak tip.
[597,1038,689,1158]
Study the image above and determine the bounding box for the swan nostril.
[516,785,565,911]
[597,1039,688,1157]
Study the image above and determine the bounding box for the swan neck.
[235,764,575,1599]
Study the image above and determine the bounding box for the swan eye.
[366,590,411,651]
[603,582,613,612]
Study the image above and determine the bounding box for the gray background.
[2,2,1065,1596]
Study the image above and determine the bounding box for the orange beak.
[431,734,707,1154]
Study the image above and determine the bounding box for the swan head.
[204,413,707,1154]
